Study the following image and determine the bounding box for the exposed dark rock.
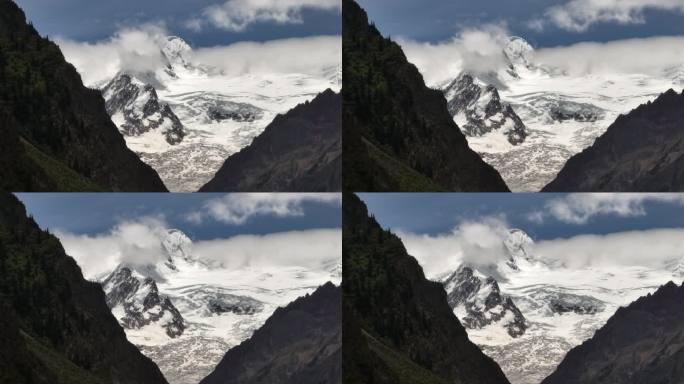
[543,281,684,384]
[200,282,341,384]
[199,89,341,192]
[443,73,527,145]
[342,0,509,192]
[343,193,511,384]
[543,89,684,191]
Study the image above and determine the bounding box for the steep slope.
[199,282,341,384]
[102,73,185,145]
[0,193,168,383]
[0,0,167,191]
[542,281,684,384]
[343,193,511,384]
[443,73,527,145]
[199,89,341,192]
[342,0,509,192]
[543,89,684,191]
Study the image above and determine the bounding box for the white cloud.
[57,28,341,87]
[57,24,170,86]
[56,217,170,279]
[56,219,341,280]
[398,23,511,86]
[191,35,341,78]
[534,228,684,269]
[532,0,684,32]
[397,216,510,278]
[195,193,341,225]
[194,0,340,32]
[400,32,684,87]
[398,219,684,278]
[193,229,341,269]
[536,193,684,224]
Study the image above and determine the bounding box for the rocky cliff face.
[343,193,511,384]
[199,89,341,192]
[102,73,185,145]
[200,282,341,384]
[342,0,509,192]
[542,281,684,384]
[443,73,527,145]
[543,89,684,191]
[0,193,168,383]
[0,0,167,191]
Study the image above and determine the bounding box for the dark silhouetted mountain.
[199,89,341,192]
[0,0,167,191]
[342,193,511,384]
[342,0,509,192]
[543,281,684,384]
[543,89,684,191]
[200,282,341,384]
[0,193,169,384]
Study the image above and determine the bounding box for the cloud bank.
[398,219,684,279]
[56,218,341,280]
[190,0,340,32]
[57,26,341,86]
[531,193,684,224]
[399,29,684,87]
[190,193,341,225]
[531,0,684,32]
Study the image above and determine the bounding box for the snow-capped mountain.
[433,36,684,191]
[102,73,185,145]
[100,36,340,192]
[102,266,185,338]
[98,228,341,384]
[443,73,527,145]
[443,265,526,337]
[432,228,677,384]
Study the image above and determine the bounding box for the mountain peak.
[503,229,535,269]
[162,36,192,68]
[162,229,194,264]
[504,36,534,69]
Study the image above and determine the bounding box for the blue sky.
[16,193,341,240]
[357,0,684,47]
[15,0,341,47]
[359,193,684,241]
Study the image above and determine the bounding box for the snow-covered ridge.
[101,36,341,191]
[430,228,679,384]
[434,36,684,191]
[99,228,341,384]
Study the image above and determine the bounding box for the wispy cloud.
[187,193,341,225]
[189,0,341,32]
[530,0,684,32]
[529,193,684,224]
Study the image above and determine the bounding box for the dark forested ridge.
[0,0,167,191]
[0,193,169,384]
[543,281,684,384]
[200,282,341,384]
[543,89,684,192]
[342,193,511,384]
[200,89,341,192]
[342,0,509,192]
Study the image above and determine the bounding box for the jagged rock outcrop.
[543,89,684,191]
[102,267,185,338]
[343,193,511,384]
[0,193,168,383]
[443,266,526,337]
[0,0,167,191]
[200,282,341,384]
[199,89,341,192]
[102,73,185,145]
[342,0,509,192]
[443,73,527,145]
[542,281,684,384]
